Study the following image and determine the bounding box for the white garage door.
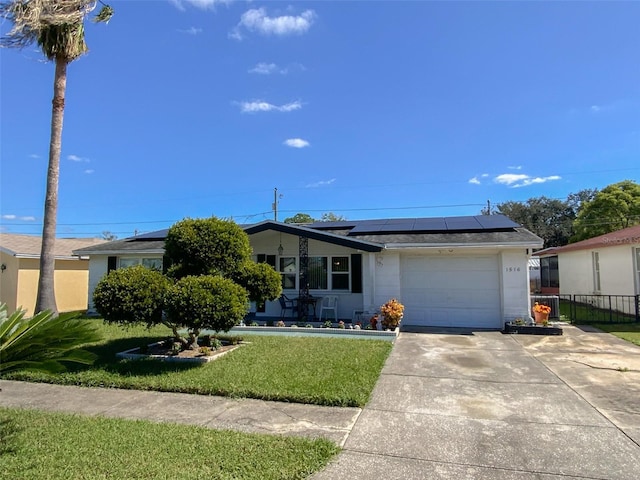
[400,255,502,328]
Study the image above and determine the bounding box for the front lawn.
[1,321,392,407]
[592,323,640,347]
[0,407,339,480]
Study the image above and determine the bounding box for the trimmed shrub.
[164,217,252,279]
[93,265,170,327]
[233,261,282,304]
[164,275,249,345]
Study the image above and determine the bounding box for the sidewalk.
[0,380,360,446]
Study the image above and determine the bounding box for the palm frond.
[0,304,102,375]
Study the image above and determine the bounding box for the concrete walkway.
[312,325,640,479]
[0,381,360,445]
[2,325,639,479]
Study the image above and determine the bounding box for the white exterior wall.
[372,251,401,310]
[87,255,109,311]
[500,250,532,322]
[560,246,636,296]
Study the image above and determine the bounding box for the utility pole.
[273,188,278,221]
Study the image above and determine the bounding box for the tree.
[572,180,640,242]
[320,212,347,222]
[284,213,315,224]
[496,189,596,248]
[101,231,117,241]
[0,303,101,374]
[1,1,113,314]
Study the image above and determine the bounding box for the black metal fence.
[557,294,639,324]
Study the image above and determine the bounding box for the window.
[279,257,297,290]
[331,256,350,290]
[592,251,601,292]
[540,256,559,288]
[306,256,350,291]
[308,257,328,289]
[118,257,162,271]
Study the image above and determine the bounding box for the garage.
[401,254,502,328]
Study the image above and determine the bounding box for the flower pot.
[533,311,549,324]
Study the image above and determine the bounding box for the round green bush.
[233,261,282,304]
[164,217,252,279]
[93,265,170,327]
[164,275,249,334]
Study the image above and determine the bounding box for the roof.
[74,214,543,255]
[0,234,106,260]
[534,224,640,255]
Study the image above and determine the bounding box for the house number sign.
[504,267,521,272]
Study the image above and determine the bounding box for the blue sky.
[1,0,638,238]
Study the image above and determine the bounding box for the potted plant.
[380,298,404,330]
[532,302,551,324]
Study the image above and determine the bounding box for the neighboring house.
[534,225,640,301]
[0,233,106,316]
[75,215,542,329]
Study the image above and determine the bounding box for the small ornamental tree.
[93,265,170,327]
[164,275,249,350]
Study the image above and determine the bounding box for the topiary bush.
[164,217,252,279]
[93,265,170,327]
[164,275,249,349]
[233,261,282,305]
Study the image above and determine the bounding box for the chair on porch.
[278,294,297,319]
[319,295,339,321]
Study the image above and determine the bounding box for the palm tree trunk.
[35,57,67,315]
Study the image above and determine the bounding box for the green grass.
[559,299,636,324]
[2,321,392,407]
[592,323,640,347]
[0,407,339,480]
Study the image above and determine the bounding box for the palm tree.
[0,0,113,314]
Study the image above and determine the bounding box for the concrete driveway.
[313,325,640,480]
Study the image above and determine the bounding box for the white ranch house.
[75,215,542,329]
[533,224,640,316]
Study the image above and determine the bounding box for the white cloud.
[29,153,40,159]
[468,177,481,185]
[249,62,288,75]
[494,173,561,188]
[170,0,230,11]
[284,138,310,148]
[591,105,601,113]
[231,8,316,40]
[2,214,36,221]
[178,27,203,35]
[481,173,489,177]
[239,100,302,113]
[507,165,522,170]
[68,154,89,163]
[84,169,95,174]
[306,178,336,188]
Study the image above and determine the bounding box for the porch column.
[298,235,309,297]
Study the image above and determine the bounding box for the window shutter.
[266,255,276,268]
[351,254,362,293]
[162,255,171,275]
[257,254,266,263]
[107,256,117,273]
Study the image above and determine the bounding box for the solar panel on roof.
[132,228,169,240]
[443,217,483,231]
[412,218,447,231]
[475,215,519,229]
